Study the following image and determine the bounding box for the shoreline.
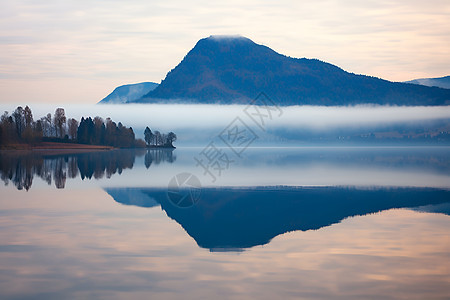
[0,142,114,152]
[146,145,176,149]
[0,142,176,154]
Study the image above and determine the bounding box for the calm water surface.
[0,147,449,299]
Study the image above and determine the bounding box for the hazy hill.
[405,76,450,89]
[132,35,450,105]
[99,82,158,104]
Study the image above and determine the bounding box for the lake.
[0,147,449,299]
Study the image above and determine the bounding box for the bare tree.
[53,108,66,138]
[22,106,34,142]
[154,130,161,146]
[67,118,79,140]
[167,132,177,147]
[41,113,52,137]
[24,106,33,128]
[34,120,43,140]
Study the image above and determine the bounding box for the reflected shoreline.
[0,149,176,190]
[1,146,450,190]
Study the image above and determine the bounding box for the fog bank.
[1,104,449,145]
[2,104,449,130]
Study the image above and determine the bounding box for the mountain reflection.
[106,186,450,251]
[0,149,175,190]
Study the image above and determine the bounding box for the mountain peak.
[132,36,450,106]
[191,34,262,55]
[99,82,158,104]
[206,34,248,41]
[200,35,255,45]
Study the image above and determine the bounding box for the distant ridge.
[405,76,450,89]
[99,82,158,104]
[129,35,450,106]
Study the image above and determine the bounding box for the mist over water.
[1,103,449,145]
[23,103,450,128]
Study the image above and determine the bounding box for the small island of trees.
[0,105,176,150]
[144,126,177,148]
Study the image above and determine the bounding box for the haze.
[1,103,449,144]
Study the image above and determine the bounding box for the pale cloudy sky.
[0,0,449,104]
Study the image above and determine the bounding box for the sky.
[0,0,449,104]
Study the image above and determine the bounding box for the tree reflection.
[145,148,176,168]
[0,149,175,190]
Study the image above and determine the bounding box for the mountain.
[405,76,450,89]
[99,82,158,104]
[132,35,450,105]
[106,187,450,251]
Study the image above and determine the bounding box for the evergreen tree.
[13,106,25,138]
[144,127,153,146]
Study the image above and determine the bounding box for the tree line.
[0,105,176,148]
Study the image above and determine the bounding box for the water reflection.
[1,147,450,190]
[0,149,176,190]
[0,147,449,299]
[145,148,176,168]
[106,186,450,251]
